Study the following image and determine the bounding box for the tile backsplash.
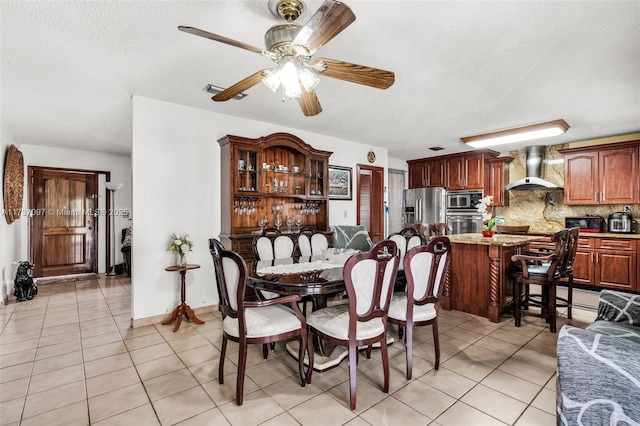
[494,145,640,233]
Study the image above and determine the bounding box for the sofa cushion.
[557,325,640,425]
[330,225,374,252]
[587,320,640,345]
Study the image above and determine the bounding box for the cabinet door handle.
[601,192,605,202]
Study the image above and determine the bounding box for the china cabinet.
[218,133,332,266]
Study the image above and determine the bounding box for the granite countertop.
[447,233,547,246]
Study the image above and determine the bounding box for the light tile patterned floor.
[0,276,596,425]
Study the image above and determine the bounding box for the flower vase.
[482,230,495,237]
[178,253,187,267]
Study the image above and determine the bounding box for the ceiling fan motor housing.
[264,23,303,53]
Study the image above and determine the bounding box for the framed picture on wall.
[328,165,352,200]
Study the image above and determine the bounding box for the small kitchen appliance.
[564,215,605,233]
[608,212,633,233]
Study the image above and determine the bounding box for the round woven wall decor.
[3,144,24,224]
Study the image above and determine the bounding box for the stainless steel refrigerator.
[403,187,447,227]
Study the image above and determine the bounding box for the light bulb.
[298,67,319,92]
[262,69,281,92]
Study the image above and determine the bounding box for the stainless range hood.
[504,146,562,191]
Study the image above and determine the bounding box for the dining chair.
[387,236,451,379]
[253,227,282,261]
[427,222,452,236]
[527,227,580,320]
[306,239,400,410]
[209,238,307,405]
[388,227,425,293]
[297,226,315,257]
[510,228,569,333]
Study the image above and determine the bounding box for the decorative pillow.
[330,225,373,252]
[596,289,640,326]
[557,325,640,425]
[121,227,132,248]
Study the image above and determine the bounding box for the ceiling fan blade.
[178,26,266,56]
[212,70,268,102]
[292,0,355,55]
[313,58,395,89]
[298,88,322,116]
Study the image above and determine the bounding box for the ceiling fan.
[179,0,395,116]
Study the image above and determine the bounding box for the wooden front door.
[30,168,99,277]
[357,164,384,243]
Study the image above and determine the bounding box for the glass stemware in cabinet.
[258,216,267,232]
[295,215,303,232]
[275,215,282,231]
[286,215,294,233]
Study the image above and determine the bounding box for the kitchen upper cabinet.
[447,153,485,190]
[408,160,426,188]
[486,157,513,206]
[559,141,640,205]
[427,158,447,188]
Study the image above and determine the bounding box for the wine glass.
[275,215,282,230]
[295,215,303,231]
[258,216,267,232]
[286,215,294,233]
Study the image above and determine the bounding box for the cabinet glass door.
[236,149,258,193]
[308,159,325,197]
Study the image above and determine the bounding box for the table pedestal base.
[286,336,394,372]
[162,302,204,332]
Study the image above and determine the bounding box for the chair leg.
[219,335,228,384]
[398,324,404,341]
[298,332,307,387]
[523,283,530,310]
[405,321,413,379]
[567,275,573,319]
[262,344,268,359]
[236,339,248,405]
[514,280,522,327]
[432,318,440,371]
[306,329,315,385]
[348,341,358,410]
[365,345,372,359]
[270,342,275,351]
[549,284,557,334]
[380,334,390,393]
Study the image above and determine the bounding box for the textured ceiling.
[2,1,639,159]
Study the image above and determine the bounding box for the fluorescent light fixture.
[461,119,570,148]
[203,84,247,100]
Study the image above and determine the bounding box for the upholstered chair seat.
[306,304,385,340]
[223,305,303,338]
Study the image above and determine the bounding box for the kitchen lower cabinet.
[530,236,637,291]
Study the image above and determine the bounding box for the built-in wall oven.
[446,190,484,234]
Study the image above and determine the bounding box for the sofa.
[556,289,640,425]
[121,227,132,277]
[329,225,374,252]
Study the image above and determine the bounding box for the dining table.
[247,250,362,371]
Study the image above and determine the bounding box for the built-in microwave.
[446,190,483,212]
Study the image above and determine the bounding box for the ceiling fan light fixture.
[461,119,570,148]
[298,66,319,91]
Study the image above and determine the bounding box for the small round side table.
[162,264,204,332]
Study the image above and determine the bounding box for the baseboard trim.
[130,304,219,328]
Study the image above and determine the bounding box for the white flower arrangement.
[167,233,193,255]
[475,195,497,231]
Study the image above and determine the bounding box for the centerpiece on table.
[476,195,497,237]
[168,233,193,266]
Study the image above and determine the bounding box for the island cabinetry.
[442,234,545,323]
[486,157,513,206]
[218,133,332,262]
[559,141,640,205]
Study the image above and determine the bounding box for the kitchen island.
[442,233,546,322]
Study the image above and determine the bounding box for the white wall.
[18,145,132,271]
[131,96,389,320]
[1,124,22,301]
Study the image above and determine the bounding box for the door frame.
[356,164,385,242]
[28,166,111,277]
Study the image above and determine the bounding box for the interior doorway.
[29,167,107,278]
[387,169,405,235]
[356,164,385,243]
